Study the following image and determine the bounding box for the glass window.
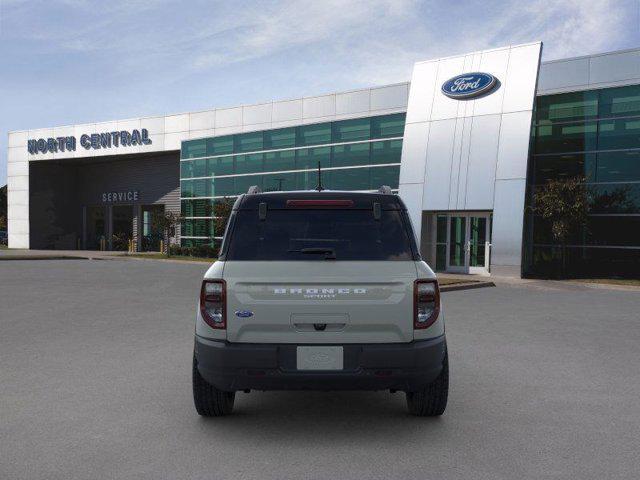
[182,199,213,217]
[264,150,296,172]
[332,143,370,167]
[234,131,263,153]
[332,118,370,142]
[264,128,296,149]
[206,136,233,156]
[599,84,640,118]
[597,118,640,150]
[182,219,213,237]
[226,209,415,261]
[371,140,402,164]
[235,153,263,174]
[370,166,400,189]
[327,167,370,191]
[535,91,598,124]
[180,161,192,179]
[590,183,640,214]
[208,156,234,176]
[371,113,406,139]
[263,172,296,192]
[187,179,208,197]
[234,175,262,194]
[531,153,597,184]
[211,177,234,197]
[295,170,318,190]
[296,123,331,146]
[180,180,193,198]
[595,151,640,182]
[181,139,206,159]
[534,121,598,154]
[296,147,331,170]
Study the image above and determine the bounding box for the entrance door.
[86,206,106,250]
[444,213,491,275]
[112,205,134,251]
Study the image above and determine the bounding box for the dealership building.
[6,42,640,277]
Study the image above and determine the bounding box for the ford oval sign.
[441,72,497,99]
[235,310,254,318]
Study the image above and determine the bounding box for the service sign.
[441,72,497,99]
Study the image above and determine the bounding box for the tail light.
[200,280,226,329]
[414,279,440,329]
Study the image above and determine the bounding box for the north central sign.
[27,128,152,155]
[441,72,497,99]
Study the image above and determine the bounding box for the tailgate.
[223,261,417,344]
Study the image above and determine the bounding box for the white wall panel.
[164,114,189,133]
[472,49,509,117]
[399,183,423,244]
[406,63,438,124]
[336,90,370,115]
[430,56,467,121]
[422,119,456,211]
[8,131,28,147]
[8,147,27,163]
[502,43,541,113]
[140,116,165,134]
[492,179,527,266]
[242,103,272,125]
[589,50,640,85]
[215,107,243,128]
[7,161,28,177]
[538,58,589,92]
[8,233,29,249]
[370,84,408,111]
[188,111,215,131]
[464,114,501,209]
[398,122,430,185]
[495,110,534,180]
[303,95,336,118]
[272,99,303,122]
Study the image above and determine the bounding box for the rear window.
[225,209,416,261]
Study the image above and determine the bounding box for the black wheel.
[406,349,449,417]
[192,355,235,416]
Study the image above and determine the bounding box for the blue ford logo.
[441,72,497,99]
[235,310,254,318]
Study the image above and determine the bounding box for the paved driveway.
[1,259,639,479]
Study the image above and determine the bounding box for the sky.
[1,0,640,186]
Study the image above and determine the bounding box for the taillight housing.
[200,280,226,329]
[414,279,440,329]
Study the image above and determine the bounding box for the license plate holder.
[296,346,343,370]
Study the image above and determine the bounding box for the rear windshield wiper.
[287,247,336,259]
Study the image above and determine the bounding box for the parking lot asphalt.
[1,259,639,480]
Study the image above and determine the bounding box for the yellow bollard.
[160,239,164,254]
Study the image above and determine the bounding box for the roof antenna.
[316,161,324,191]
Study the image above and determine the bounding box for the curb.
[0,255,90,261]
[440,281,495,292]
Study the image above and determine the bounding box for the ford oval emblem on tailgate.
[235,310,254,318]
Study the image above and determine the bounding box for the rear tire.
[192,355,235,416]
[406,349,449,416]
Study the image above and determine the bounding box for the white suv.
[192,187,448,416]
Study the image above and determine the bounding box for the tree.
[151,210,183,256]
[213,197,234,238]
[533,176,590,277]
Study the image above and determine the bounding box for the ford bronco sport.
[192,186,448,416]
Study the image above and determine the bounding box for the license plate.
[296,346,343,370]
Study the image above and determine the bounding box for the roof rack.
[246,185,262,194]
[377,185,393,195]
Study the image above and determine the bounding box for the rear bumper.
[194,335,446,392]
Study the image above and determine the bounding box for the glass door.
[447,216,467,273]
[443,213,492,275]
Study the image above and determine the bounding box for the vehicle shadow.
[194,390,448,445]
